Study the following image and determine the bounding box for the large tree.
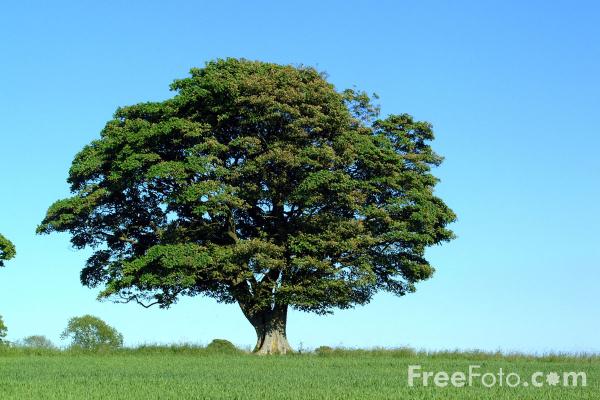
[0,234,15,267]
[38,59,456,354]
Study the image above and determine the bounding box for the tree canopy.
[20,335,56,349]
[0,234,16,267]
[0,315,7,344]
[61,315,124,350]
[38,58,456,353]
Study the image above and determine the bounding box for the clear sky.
[0,0,598,353]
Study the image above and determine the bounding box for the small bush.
[206,339,240,354]
[314,346,334,355]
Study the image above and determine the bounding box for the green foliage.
[205,339,240,354]
[0,315,7,344]
[314,345,334,355]
[60,315,123,351]
[19,335,56,349]
[0,234,16,267]
[38,58,456,323]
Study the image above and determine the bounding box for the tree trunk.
[242,304,293,354]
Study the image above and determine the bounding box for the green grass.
[0,347,597,399]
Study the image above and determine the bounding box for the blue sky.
[0,0,598,352]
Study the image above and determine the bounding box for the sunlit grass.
[0,346,597,399]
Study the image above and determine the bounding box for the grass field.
[0,347,597,399]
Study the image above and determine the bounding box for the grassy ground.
[0,347,597,399]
